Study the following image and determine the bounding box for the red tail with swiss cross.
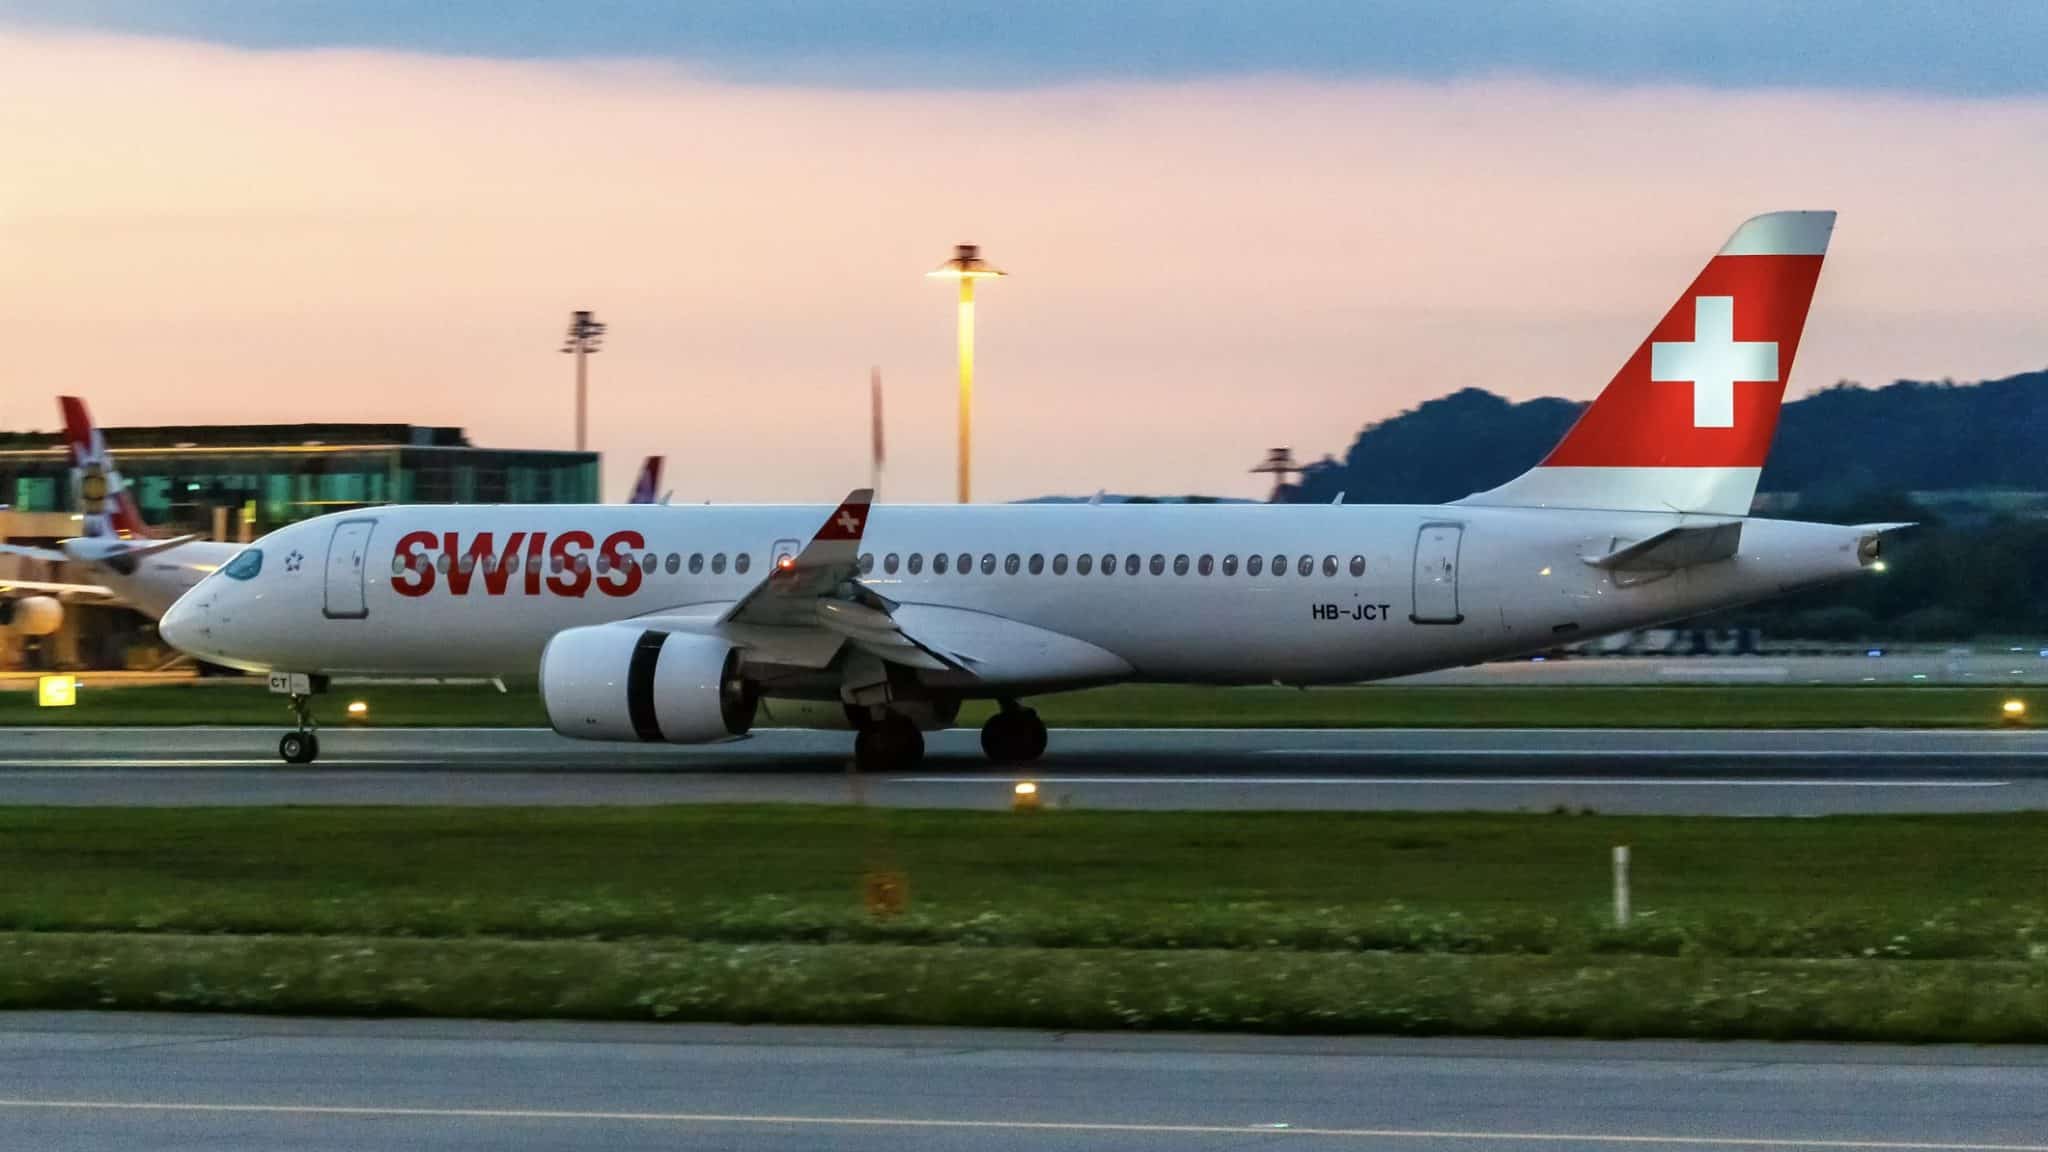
[1461,211,1833,516]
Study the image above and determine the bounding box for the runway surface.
[3,1013,2046,1151]
[3,725,2048,813]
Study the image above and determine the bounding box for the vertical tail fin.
[59,396,149,538]
[1459,211,1834,516]
[626,456,664,505]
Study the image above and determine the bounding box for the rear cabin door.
[1410,523,1464,624]
[323,518,375,619]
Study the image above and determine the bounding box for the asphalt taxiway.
[2,1013,2045,1151]
[1,725,2046,813]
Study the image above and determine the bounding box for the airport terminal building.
[1,422,600,671]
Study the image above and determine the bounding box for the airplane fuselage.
[166,501,1872,690]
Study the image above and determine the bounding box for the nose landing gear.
[980,701,1047,764]
[279,693,320,764]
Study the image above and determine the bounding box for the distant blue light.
[1530,655,1546,662]
[1866,648,1885,657]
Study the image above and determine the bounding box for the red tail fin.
[59,395,150,538]
[1461,211,1833,515]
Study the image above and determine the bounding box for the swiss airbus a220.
[161,211,1899,766]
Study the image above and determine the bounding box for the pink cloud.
[2,31,2044,501]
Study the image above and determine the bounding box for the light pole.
[927,244,1004,504]
[560,310,607,452]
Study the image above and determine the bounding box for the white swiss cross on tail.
[1458,210,1833,517]
[1652,295,1778,429]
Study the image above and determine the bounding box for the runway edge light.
[1013,781,1042,811]
[2002,698,2027,726]
[37,675,77,708]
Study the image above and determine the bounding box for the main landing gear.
[853,710,925,773]
[981,701,1047,764]
[279,693,319,764]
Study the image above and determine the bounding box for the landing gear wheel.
[980,705,1047,764]
[279,731,319,764]
[854,712,925,772]
[279,690,320,764]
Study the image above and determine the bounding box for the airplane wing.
[714,489,959,672]
[0,576,115,600]
[720,489,873,628]
[1583,521,1743,572]
[704,488,1125,682]
[0,542,70,564]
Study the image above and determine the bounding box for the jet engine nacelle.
[0,596,63,637]
[539,624,757,744]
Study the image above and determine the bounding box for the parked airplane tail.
[1459,210,1833,517]
[58,396,150,538]
[627,456,664,505]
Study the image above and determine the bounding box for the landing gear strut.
[278,693,319,764]
[853,709,925,773]
[981,701,1047,764]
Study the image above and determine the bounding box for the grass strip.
[4,807,2048,961]
[6,931,2048,1043]
[1,682,2037,728]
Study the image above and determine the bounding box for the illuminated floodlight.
[928,244,1005,505]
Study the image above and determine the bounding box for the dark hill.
[1289,369,2048,507]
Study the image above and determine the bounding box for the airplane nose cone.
[159,594,206,654]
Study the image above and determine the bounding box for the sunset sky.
[2,5,2045,501]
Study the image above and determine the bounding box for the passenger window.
[1125,554,1141,576]
[1004,554,1020,575]
[551,555,567,575]
[884,553,900,575]
[1028,554,1044,575]
[1101,553,1116,575]
[711,553,727,575]
[981,553,997,575]
[859,553,874,574]
[735,553,751,574]
[224,549,264,581]
[1198,554,1213,576]
[390,555,406,577]
[1076,554,1093,576]
[1173,554,1189,576]
[934,552,950,575]
[436,553,453,574]
[574,556,590,574]
[1350,555,1366,578]
[958,552,972,575]
[1223,554,1238,576]
[593,555,609,575]
[666,553,680,574]
[1323,555,1338,577]
[1299,555,1315,578]
[908,553,923,575]
[1247,554,1264,577]
[689,553,704,574]
[1272,554,1287,576]
[1053,554,1069,575]
[1147,554,1163,576]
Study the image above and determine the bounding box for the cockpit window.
[223,549,263,581]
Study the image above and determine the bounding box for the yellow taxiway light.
[37,675,77,708]
[1012,780,1042,811]
[346,700,370,722]
[2002,699,2027,725]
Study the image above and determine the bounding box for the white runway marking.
[893,776,2008,789]
[0,1099,2041,1150]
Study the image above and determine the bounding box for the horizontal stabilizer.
[1583,521,1742,572]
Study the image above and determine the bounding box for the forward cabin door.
[323,518,375,619]
[1410,523,1464,624]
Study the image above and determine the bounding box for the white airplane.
[162,211,1901,767]
[1,397,242,638]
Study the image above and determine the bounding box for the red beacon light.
[776,555,796,571]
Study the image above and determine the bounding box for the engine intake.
[0,596,63,637]
[540,624,757,743]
